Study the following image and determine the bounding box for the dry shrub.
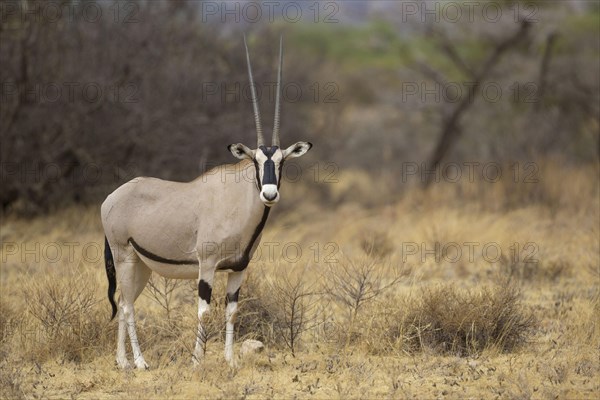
[137,279,199,367]
[0,300,16,344]
[263,265,323,356]
[323,256,406,352]
[138,308,199,367]
[0,360,25,399]
[237,265,324,355]
[144,275,189,320]
[236,271,280,346]
[352,303,410,356]
[499,254,572,282]
[0,299,22,394]
[403,283,535,356]
[24,269,115,363]
[325,256,404,322]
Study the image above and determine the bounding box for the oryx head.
[228,36,312,207]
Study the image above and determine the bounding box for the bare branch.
[424,20,532,187]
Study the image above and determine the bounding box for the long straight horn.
[244,35,264,147]
[272,35,283,147]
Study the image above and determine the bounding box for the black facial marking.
[262,159,276,185]
[257,146,279,187]
[128,237,198,265]
[253,159,262,191]
[259,145,279,157]
[277,162,284,189]
[198,280,212,304]
[216,206,271,272]
[226,288,240,305]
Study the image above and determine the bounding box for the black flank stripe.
[128,237,198,265]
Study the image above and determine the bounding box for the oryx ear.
[228,143,255,160]
[282,141,312,160]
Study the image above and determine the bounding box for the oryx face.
[255,145,283,205]
[228,141,312,207]
[227,36,312,207]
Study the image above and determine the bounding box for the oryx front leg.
[225,271,245,366]
[193,263,214,366]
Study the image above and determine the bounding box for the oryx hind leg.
[116,248,152,369]
[225,271,245,366]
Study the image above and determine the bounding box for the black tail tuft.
[104,236,118,321]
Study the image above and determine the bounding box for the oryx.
[101,36,312,369]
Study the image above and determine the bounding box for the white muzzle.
[260,184,279,206]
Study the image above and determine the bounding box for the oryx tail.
[104,236,118,320]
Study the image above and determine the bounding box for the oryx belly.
[127,237,199,279]
[135,257,199,279]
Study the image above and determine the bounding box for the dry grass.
[24,269,113,363]
[402,283,535,355]
[0,159,598,398]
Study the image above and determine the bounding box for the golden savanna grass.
[1,159,598,399]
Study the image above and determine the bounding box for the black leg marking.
[198,280,212,304]
[226,288,240,305]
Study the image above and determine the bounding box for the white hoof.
[134,357,149,370]
[116,357,131,369]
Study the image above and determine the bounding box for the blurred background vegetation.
[1,0,598,215]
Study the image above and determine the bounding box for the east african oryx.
[101,36,312,369]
